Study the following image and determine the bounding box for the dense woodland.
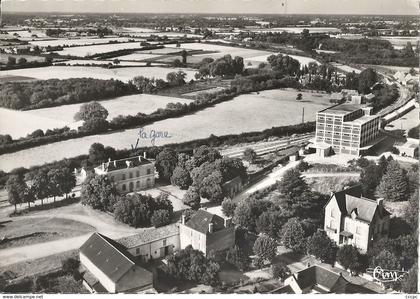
[0,78,135,110]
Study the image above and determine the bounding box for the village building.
[311,103,382,157]
[222,176,243,198]
[271,265,375,294]
[94,154,155,193]
[116,224,180,263]
[179,209,235,256]
[79,233,154,294]
[395,138,419,158]
[324,185,391,253]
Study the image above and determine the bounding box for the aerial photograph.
[0,0,418,295]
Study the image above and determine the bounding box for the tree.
[336,245,363,274]
[253,235,277,263]
[271,261,290,280]
[30,168,51,206]
[170,166,192,189]
[280,218,306,253]
[359,163,381,197]
[401,262,418,293]
[183,186,201,210]
[256,210,286,240]
[166,245,220,285]
[233,197,272,231]
[7,56,16,66]
[155,148,178,181]
[74,101,109,122]
[371,249,401,271]
[17,57,27,65]
[81,173,119,212]
[166,71,186,87]
[199,171,224,203]
[0,134,12,145]
[6,175,30,212]
[79,117,109,133]
[277,168,307,198]
[405,190,418,230]
[61,258,80,275]
[221,198,236,217]
[88,143,115,165]
[377,161,409,201]
[407,125,419,139]
[358,68,378,94]
[151,209,171,228]
[243,148,257,163]
[296,93,303,101]
[225,246,251,271]
[181,49,188,64]
[306,230,337,264]
[193,145,222,167]
[113,58,120,65]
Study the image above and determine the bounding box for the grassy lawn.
[305,176,359,195]
[0,217,95,249]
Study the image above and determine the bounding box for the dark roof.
[270,285,294,294]
[185,209,225,234]
[97,156,152,172]
[80,233,138,283]
[330,185,390,223]
[294,266,375,294]
[117,224,179,248]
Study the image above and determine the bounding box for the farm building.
[79,233,154,293]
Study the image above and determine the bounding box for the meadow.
[0,89,332,171]
[0,94,192,139]
[379,36,419,50]
[29,37,136,48]
[54,41,152,57]
[55,59,149,66]
[0,65,198,82]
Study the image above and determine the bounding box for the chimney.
[125,161,131,168]
[377,198,383,207]
[113,160,117,167]
[181,214,186,225]
[208,223,214,233]
[362,107,373,116]
[224,218,232,228]
[143,152,147,159]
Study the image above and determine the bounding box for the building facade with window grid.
[94,155,155,193]
[315,104,380,156]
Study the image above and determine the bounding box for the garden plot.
[0,66,197,82]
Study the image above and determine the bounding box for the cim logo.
[366,266,408,283]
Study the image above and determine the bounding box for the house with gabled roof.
[179,209,235,256]
[324,185,391,253]
[271,265,375,294]
[79,233,154,293]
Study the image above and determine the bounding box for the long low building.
[79,233,154,293]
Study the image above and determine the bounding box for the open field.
[54,59,151,66]
[29,37,136,47]
[53,41,149,57]
[247,27,341,34]
[0,217,95,249]
[378,36,419,50]
[0,65,197,82]
[115,27,158,34]
[0,54,46,64]
[5,29,48,39]
[0,89,331,171]
[0,94,191,138]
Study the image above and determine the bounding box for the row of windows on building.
[121,178,152,191]
[111,168,152,181]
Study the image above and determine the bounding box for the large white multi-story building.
[94,155,155,193]
[313,103,381,156]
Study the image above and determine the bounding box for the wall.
[80,252,116,293]
[126,234,180,262]
[324,197,341,244]
[343,217,370,253]
[115,266,153,293]
[206,226,235,255]
[179,224,207,254]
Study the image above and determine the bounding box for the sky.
[2,0,418,15]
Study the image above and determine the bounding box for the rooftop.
[318,103,365,116]
[95,155,153,173]
[116,224,179,248]
[344,114,378,125]
[185,209,226,234]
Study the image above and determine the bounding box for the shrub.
[151,209,171,228]
[271,262,289,280]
